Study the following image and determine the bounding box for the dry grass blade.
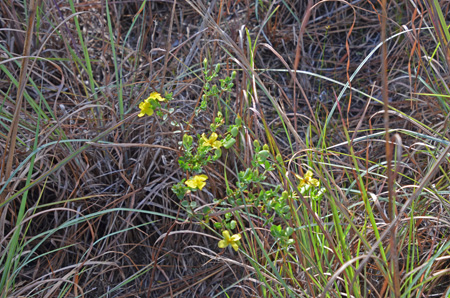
[350,140,450,294]
[1,0,42,219]
[381,0,400,295]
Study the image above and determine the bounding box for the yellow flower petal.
[209,132,218,142]
[185,179,197,189]
[310,178,320,187]
[147,91,165,102]
[294,173,306,187]
[198,181,207,190]
[304,170,313,180]
[295,170,319,188]
[222,230,231,240]
[231,242,239,251]
[138,101,154,117]
[218,240,228,248]
[230,234,241,241]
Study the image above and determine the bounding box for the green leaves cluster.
[177,117,240,175]
[172,114,241,201]
[197,59,236,114]
[270,224,295,246]
[170,59,328,252]
[263,191,293,221]
[178,133,221,173]
[214,212,237,231]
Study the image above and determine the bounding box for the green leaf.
[231,126,239,137]
[276,154,283,164]
[235,116,241,126]
[286,227,294,237]
[258,150,270,162]
[270,224,282,237]
[213,148,222,159]
[183,134,193,148]
[264,161,273,170]
[243,168,252,179]
[253,140,261,151]
[223,137,236,149]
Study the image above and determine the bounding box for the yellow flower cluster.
[184,174,208,190]
[294,170,320,188]
[218,230,241,251]
[138,92,165,117]
[201,132,222,149]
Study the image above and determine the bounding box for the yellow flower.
[138,92,165,117]
[184,174,208,190]
[138,101,154,117]
[295,170,320,188]
[201,132,222,149]
[218,230,241,251]
[145,91,165,102]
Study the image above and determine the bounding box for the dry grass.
[1,0,450,297]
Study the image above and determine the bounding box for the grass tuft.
[1,0,450,297]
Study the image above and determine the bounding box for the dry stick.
[159,0,177,95]
[0,0,42,222]
[291,0,312,87]
[287,0,315,154]
[380,0,401,296]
